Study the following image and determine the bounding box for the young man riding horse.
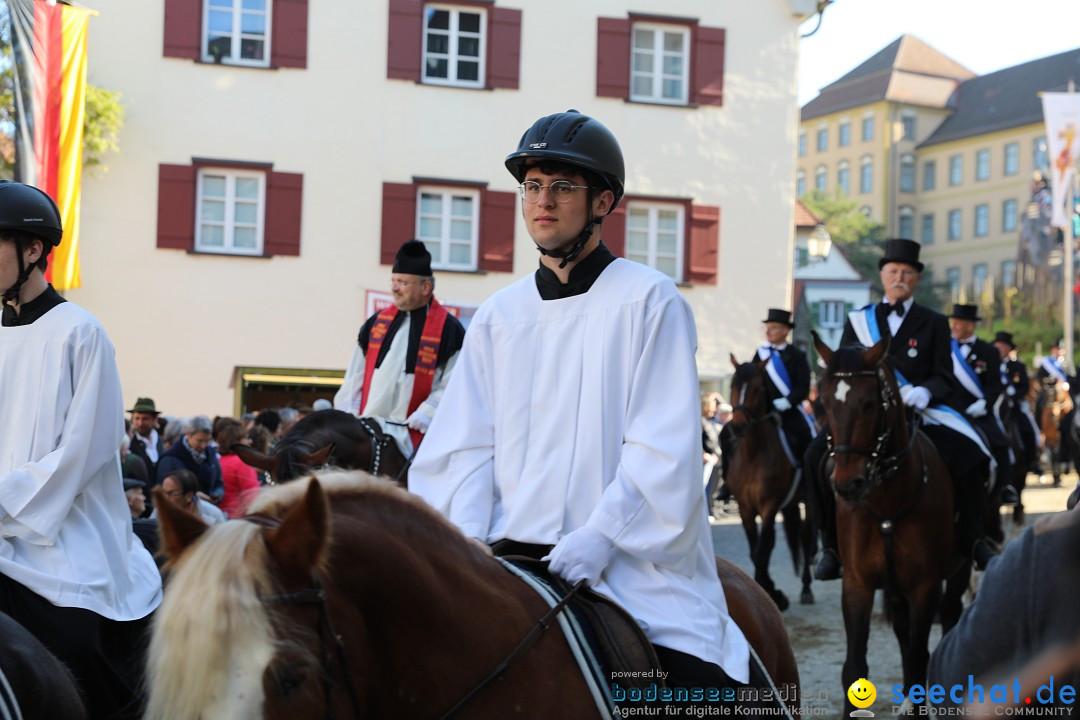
[805,238,1000,580]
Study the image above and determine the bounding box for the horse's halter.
[826,364,916,493]
[729,369,779,440]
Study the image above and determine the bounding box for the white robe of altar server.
[410,259,750,682]
[0,303,161,620]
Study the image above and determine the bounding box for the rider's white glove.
[772,398,792,412]
[544,527,614,587]
[1006,385,1016,397]
[965,399,987,418]
[406,410,432,433]
[900,385,932,411]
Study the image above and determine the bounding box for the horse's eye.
[267,657,313,699]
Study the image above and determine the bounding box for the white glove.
[900,385,932,411]
[406,410,431,433]
[544,527,615,587]
[772,398,792,412]
[965,399,987,418]
[1006,385,1016,397]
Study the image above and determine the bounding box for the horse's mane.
[146,470,493,720]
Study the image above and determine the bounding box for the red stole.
[360,298,449,449]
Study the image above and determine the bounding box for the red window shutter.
[602,205,626,257]
[265,171,304,256]
[382,183,417,265]
[487,7,522,89]
[686,204,720,285]
[157,164,196,249]
[387,0,422,81]
[596,18,631,99]
[271,0,308,69]
[691,26,725,107]
[479,189,516,272]
[163,0,201,60]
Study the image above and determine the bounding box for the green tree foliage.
[800,190,948,312]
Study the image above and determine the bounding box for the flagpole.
[1066,78,1076,369]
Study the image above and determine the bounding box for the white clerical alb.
[0,303,161,620]
[410,259,750,683]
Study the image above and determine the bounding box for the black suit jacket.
[841,302,954,405]
[951,338,1003,410]
[1003,358,1030,399]
[758,344,810,406]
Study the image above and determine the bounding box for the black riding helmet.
[0,180,63,308]
[505,110,625,268]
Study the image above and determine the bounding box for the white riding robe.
[334,310,459,455]
[410,259,750,682]
[0,303,162,620]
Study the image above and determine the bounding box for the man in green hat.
[128,396,164,482]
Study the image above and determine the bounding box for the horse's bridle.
[358,417,413,483]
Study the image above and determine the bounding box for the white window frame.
[202,0,272,68]
[948,209,962,240]
[974,204,989,237]
[899,154,915,192]
[1002,199,1018,232]
[818,300,845,329]
[624,201,685,282]
[415,185,480,271]
[1004,142,1019,176]
[629,23,690,105]
[195,168,266,256]
[976,149,990,181]
[949,155,963,186]
[422,4,487,89]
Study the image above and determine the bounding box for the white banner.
[1041,93,1080,228]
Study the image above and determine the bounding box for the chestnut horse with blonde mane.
[146,470,799,719]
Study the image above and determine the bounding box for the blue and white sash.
[951,340,984,400]
[1041,356,1069,383]
[846,307,995,467]
[757,344,792,398]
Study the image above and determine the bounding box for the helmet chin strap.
[536,198,605,269]
[1,237,32,325]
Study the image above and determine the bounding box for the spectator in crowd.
[155,469,226,525]
[156,416,223,501]
[128,397,164,481]
[247,424,273,485]
[122,454,160,560]
[255,409,283,445]
[216,418,260,518]
[278,407,300,436]
[312,398,333,412]
[161,416,185,452]
[289,400,315,419]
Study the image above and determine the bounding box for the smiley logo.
[847,678,876,708]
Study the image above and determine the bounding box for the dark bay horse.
[813,333,970,715]
[725,354,814,611]
[0,610,87,719]
[147,470,800,719]
[233,409,410,485]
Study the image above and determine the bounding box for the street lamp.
[807,224,832,261]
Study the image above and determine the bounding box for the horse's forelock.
[732,362,763,389]
[825,344,872,376]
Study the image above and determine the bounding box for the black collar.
[534,243,616,300]
[1,285,66,327]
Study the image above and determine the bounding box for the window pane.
[662,55,682,75]
[458,12,481,33]
[633,29,654,50]
[458,36,479,58]
[627,230,648,253]
[240,13,265,34]
[236,178,259,199]
[240,38,263,60]
[235,201,257,224]
[627,252,648,264]
[426,33,448,54]
[233,227,257,249]
[657,210,678,231]
[425,57,448,78]
[451,196,473,216]
[428,243,442,263]
[203,176,226,197]
[201,225,224,246]
[419,217,441,237]
[632,76,652,97]
[627,208,649,229]
[632,52,652,73]
[426,9,449,30]
[457,61,479,81]
[208,10,232,33]
[663,32,683,53]
[420,193,442,214]
[656,256,677,278]
[661,79,681,99]
[450,219,471,241]
[201,200,225,222]
[656,232,677,254]
[242,0,265,10]
[449,243,471,264]
[207,36,231,58]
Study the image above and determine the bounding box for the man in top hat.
[948,303,1017,514]
[1035,339,1076,484]
[128,396,164,483]
[334,239,466,456]
[805,239,999,580]
[718,309,811,504]
[993,331,1041,489]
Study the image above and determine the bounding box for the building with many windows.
[68,0,818,414]
[798,35,1076,302]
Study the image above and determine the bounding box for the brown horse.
[725,354,815,611]
[1037,381,1072,485]
[0,611,87,720]
[147,469,800,719]
[234,409,410,485]
[814,333,970,715]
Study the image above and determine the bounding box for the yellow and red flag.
[10,0,91,290]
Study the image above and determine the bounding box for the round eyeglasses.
[518,180,592,204]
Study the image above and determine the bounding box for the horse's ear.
[297,443,334,469]
[864,336,888,366]
[232,444,279,474]
[730,352,740,369]
[812,330,833,365]
[154,486,209,565]
[264,476,330,576]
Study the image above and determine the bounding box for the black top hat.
[993,331,1016,349]
[878,238,924,272]
[762,308,795,328]
[392,239,433,276]
[948,303,982,322]
[127,397,159,414]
